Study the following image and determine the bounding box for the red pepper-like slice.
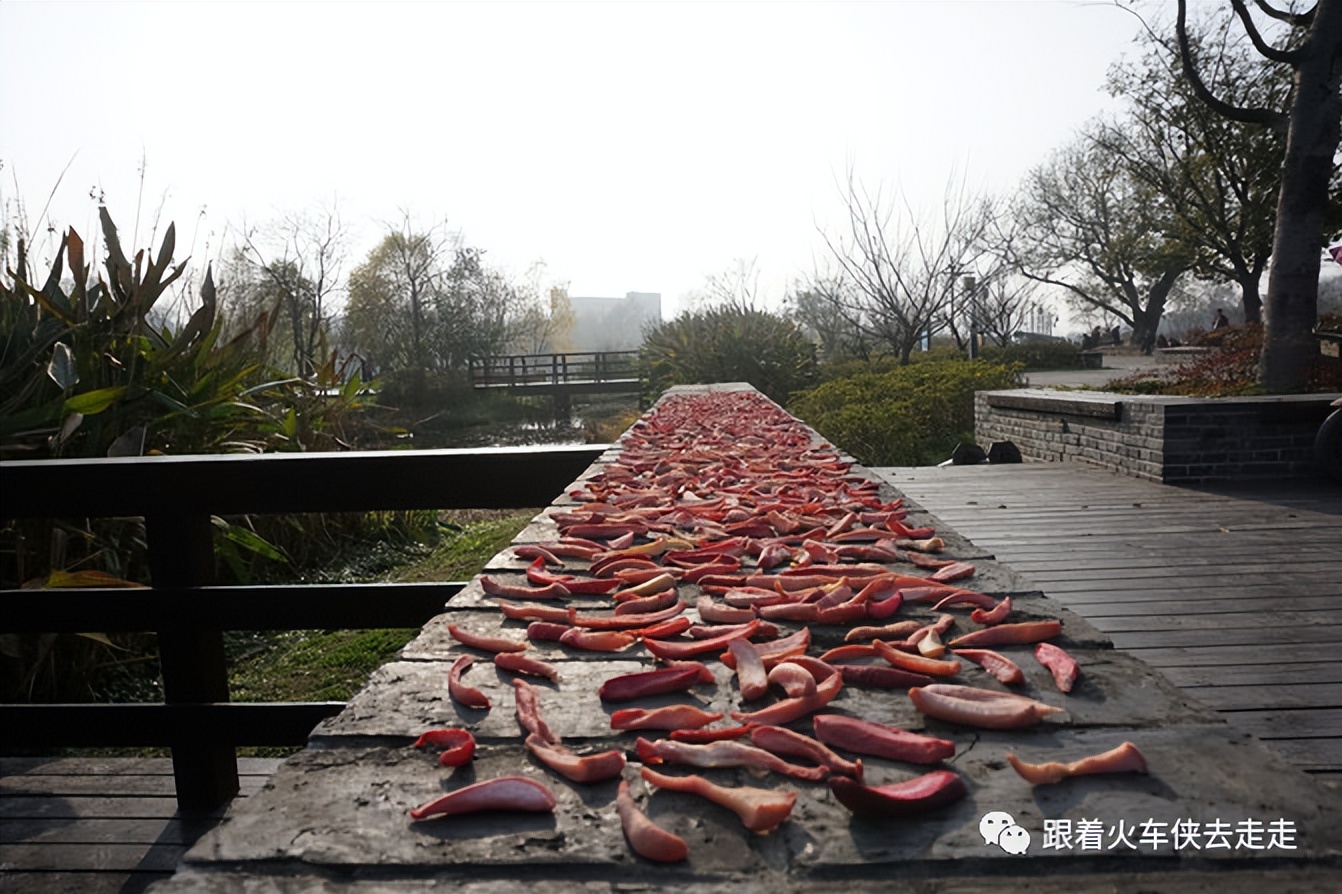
[954,648,1024,685]
[947,620,1062,649]
[447,655,491,710]
[409,775,556,821]
[598,663,713,702]
[616,778,688,863]
[448,623,528,654]
[835,663,936,689]
[812,713,954,764]
[1035,642,1080,692]
[493,651,560,682]
[412,727,477,767]
[669,723,756,743]
[871,639,961,677]
[829,770,967,818]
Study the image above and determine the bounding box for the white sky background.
[1,0,1153,322]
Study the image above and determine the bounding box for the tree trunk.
[1237,266,1264,325]
[1259,1,1342,392]
[1132,269,1183,354]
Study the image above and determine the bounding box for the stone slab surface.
[311,659,736,741]
[174,724,1340,883]
[146,867,1342,894]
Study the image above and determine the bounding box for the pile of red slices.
[412,389,1131,862]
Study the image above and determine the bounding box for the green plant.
[0,210,386,705]
[980,341,1081,370]
[640,306,819,405]
[790,359,1022,466]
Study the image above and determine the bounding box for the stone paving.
[150,387,1342,893]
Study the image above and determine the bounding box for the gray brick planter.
[975,389,1340,483]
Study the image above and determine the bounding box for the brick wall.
[975,389,1338,483]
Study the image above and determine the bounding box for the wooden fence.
[0,445,604,810]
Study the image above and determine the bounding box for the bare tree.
[238,205,347,376]
[786,277,875,361]
[1097,13,1289,325]
[818,173,997,363]
[1176,0,1342,391]
[973,273,1044,348]
[689,258,763,312]
[1006,131,1191,352]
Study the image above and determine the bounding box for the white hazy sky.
[1,0,1152,318]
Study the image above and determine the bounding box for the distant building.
[565,292,662,352]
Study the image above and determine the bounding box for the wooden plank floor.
[879,462,1342,786]
[0,756,282,894]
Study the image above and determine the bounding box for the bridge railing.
[469,350,641,388]
[0,444,605,810]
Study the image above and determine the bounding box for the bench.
[1079,350,1104,369]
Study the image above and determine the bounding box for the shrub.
[789,359,1022,466]
[981,340,1081,370]
[1106,324,1341,396]
[641,306,818,405]
[0,210,397,705]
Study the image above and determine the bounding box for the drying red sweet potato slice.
[616,778,688,863]
[750,724,861,777]
[640,766,796,834]
[447,655,491,710]
[525,733,625,784]
[909,683,1063,730]
[598,663,713,702]
[610,705,724,732]
[947,620,1062,649]
[828,770,966,819]
[1034,642,1080,693]
[1007,741,1148,785]
[448,623,528,654]
[871,639,961,677]
[412,728,476,767]
[409,776,556,821]
[493,651,559,683]
[953,648,1025,685]
[635,736,827,782]
[813,713,955,765]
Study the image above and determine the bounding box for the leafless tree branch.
[1176,0,1287,130]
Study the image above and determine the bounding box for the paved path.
[877,462,1342,786]
[1022,350,1163,389]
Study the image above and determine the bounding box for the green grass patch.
[223,510,536,757]
[228,510,535,704]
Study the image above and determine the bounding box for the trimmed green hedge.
[980,341,1080,370]
[789,359,1022,466]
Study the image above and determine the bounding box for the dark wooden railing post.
[146,511,239,811]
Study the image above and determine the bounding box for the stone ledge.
[977,390,1340,483]
[986,390,1122,420]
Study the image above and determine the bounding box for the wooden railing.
[468,350,641,389]
[0,444,605,810]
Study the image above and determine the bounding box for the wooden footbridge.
[2,385,1339,893]
[469,351,641,397]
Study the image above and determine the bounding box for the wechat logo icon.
[980,810,1031,855]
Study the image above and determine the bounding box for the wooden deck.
[0,756,281,894]
[878,462,1342,785]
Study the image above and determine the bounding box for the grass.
[228,510,536,707]
[35,510,538,759]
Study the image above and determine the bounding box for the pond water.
[412,417,591,449]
